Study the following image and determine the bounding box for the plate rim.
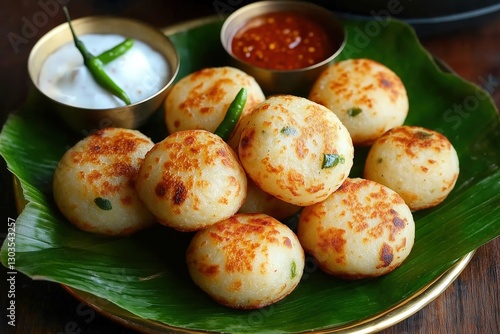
[56,251,474,334]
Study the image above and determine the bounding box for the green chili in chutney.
[231,11,337,70]
[62,6,132,105]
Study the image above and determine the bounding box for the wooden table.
[1,1,498,333]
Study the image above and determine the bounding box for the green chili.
[280,126,298,136]
[96,38,134,65]
[322,153,345,169]
[347,107,362,117]
[214,88,247,140]
[291,261,297,279]
[63,7,131,105]
[416,131,433,139]
[94,197,112,210]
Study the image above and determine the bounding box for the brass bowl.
[220,1,345,95]
[28,16,179,134]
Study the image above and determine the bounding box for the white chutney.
[38,34,169,109]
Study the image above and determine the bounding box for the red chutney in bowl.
[230,11,336,71]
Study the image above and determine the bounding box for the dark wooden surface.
[0,1,498,333]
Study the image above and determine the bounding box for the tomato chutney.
[230,11,337,71]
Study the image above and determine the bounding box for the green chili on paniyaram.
[291,261,297,279]
[347,107,362,117]
[322,153,345,169]
[63,6,132,105]
[214,88,247,141]
[416,131,433,139]
[280,126,298,136]
[94,197,112,210]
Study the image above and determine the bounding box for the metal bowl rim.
[220,0,346,74]
[27,15,180,113]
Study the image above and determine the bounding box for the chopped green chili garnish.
[416,131,433,139]
[94,197,112,210]
[347,107,362,117]
[291,261,297,279]
[322,154,345,169]
[280,126,297,136]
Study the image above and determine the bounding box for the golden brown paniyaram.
[135,129,247,231]
[309,58,408,146]
[186,213,305,309]
[238,95,354,206]
[53,128,156,236]
[164,66,265,134]
[363,125,460,211]
[297,177,415,279]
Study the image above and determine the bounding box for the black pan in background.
[309,0,500,35]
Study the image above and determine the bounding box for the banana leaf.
[1,17,499,333]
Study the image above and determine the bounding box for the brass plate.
[59,251,473,333]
